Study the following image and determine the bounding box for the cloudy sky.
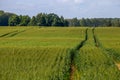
[0,0,120,18]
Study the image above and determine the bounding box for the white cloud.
[57,0,84,4]
[1,0,120,18]
[61,0,69,2]
[74,0,84,4]
[57,0,69,3]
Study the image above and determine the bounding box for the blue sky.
[0,0,120,18]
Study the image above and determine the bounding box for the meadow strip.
[69,28,88,80]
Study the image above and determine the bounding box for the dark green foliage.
[36,13,68,26]
[8,15,31,26]
[9,15,20,26]
[36,13,46,26]
[80,18,87,26]
[19,15,31,26]
[28,16,36,26]
[45,13,55,26]
[0,10,68,27]
[0,10,120,27]
[0,11,14,26]
[52,16,61,26]
[111,18,120,27]
[69,18,80,26]
[67,18,120,27]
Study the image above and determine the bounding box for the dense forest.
[0,10,120,27]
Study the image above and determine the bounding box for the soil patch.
[70,64,76,80]
[116,63,120,70]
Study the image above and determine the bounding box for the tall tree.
[52,17,61,26]
[46,13,58,26]
[0,11,14,26]
[80,18,87,26]
[111,18,120,27]
[19,15,31,26]
[85,18,92,26]
[63,19,69,26]
[28,16,37,26]
[67,18,80,27]
[36,13,46,26]
[8,15,20,26]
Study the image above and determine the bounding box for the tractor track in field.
[69,28,88,80]
[0,30,18,37]
[8,29,27,37]
[8,28,33,37]
[92,28,99,47]
[0,28,31,38]
[92,27,120,71]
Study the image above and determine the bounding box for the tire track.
[92,28,100,47]
[92,27,120,70]
[0,28,32,38]
[69,28,88,80]
[8,30,26,37]
[0,30,18,37]
[75,28,88,50]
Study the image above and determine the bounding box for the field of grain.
[73,28,120,80]
[0,27,120,80]
[95,27,120,70]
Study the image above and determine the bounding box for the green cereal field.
[0,27,120,80]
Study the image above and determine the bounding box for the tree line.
[67,18,120,27]
[0,10,120,27]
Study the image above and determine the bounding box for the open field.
[0,27,120,80]
[73,28,120,80]
[0,27,85,48]
[95,27,120,70]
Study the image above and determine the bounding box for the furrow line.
[69,28,88,80]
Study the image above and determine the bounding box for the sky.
[0,0,120,18]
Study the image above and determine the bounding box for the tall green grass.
[95,27,120,62]
[0,27,120,80]
[0,47,70,80]
[0,27,86,80]
[73,28,120,80]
